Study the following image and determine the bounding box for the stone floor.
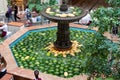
[0,22,119,80]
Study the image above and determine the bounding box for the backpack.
[5,12,9,18]
[26,9,31,17]
[27,12,31,17]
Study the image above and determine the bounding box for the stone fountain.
[41,0,86,52]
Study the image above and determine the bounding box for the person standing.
[25,6,31,20]
[13,4,21,22]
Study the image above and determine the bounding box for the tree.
[89,0,120,79]
[106,0,120,7]
[89,0,120,34]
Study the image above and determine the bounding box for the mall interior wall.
[0,0,8,12]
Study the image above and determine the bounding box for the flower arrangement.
[45,6,82,17]
[45,41,83,57]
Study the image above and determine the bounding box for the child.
[34,70,42,80]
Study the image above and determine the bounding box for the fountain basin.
[1,23,111,80]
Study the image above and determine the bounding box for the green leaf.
[105,77,114,80]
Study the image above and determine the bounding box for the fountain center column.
[54,22,72,50]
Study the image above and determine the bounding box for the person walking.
[6,5,14,22]
[13,4,21,22]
